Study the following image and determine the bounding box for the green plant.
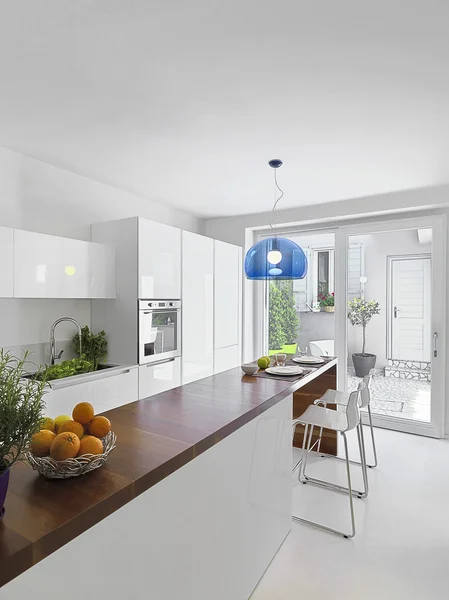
[37,357,94,382]
[0,351,48,472]
[347,297,380,355]
[319,292,334,307]
[73,326,107,370]
[269,281,300,350]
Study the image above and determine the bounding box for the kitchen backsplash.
[1,339,78,371]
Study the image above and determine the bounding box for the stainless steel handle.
[433,332,438,358]
[145,358,175,367]
[394,306,400,318]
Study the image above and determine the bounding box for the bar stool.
[292,382,366,539]
[315,370,378,468]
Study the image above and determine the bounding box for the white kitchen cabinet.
[13,229,115,298]
[214,345,241,374]
[214,240,241,350]
[42,367,138,419]
[182,231,214,384]
[0,226,13,297]
[138,218,181,299]
[139,357,181,400]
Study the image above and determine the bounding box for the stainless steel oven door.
[139,301,181,365]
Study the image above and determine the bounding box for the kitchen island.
[1,359,337,599]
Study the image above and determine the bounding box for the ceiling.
[0,0,448,218]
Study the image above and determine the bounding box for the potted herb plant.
[347,297,380,377]
[0,351,47,520]
[319,292,335,312]
[73,326,107,370]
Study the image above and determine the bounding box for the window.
[315,249,334,300]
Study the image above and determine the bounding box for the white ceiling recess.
[0,0,448,218]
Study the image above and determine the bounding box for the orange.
[78,435,104,456]
[88,416,111,438]
[72,402,95,425]
[30,429,56,457]
[58,420,85,439]
[40,417,55,432]
[50,432,80,461]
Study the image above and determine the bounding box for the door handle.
[394,306,400,318]
[433,332,438,358]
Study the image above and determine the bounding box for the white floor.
[251,427,449,600]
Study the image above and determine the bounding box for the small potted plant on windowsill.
[347,297,380,377]
[319,292,335,312]
[0,351,47,520]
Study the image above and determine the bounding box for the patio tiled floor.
[348,368,431,422]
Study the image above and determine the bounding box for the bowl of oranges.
[26,402,116,479]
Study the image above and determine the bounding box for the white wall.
[0,146,202,361]
[348,231,431,369]
[204,185,449,247]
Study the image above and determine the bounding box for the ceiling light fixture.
[244,160,308,280]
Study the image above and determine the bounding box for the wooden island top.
[0,359,337,589]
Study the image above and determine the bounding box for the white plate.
[265,366,304,376]
[292,356,325,365]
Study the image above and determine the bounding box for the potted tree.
[0,351,47,520]
[347,297,380,377]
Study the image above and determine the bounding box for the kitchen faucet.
[50,317,82,365]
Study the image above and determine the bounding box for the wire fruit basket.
[26,431,117,479]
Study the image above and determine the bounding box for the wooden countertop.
[0,360,337,588]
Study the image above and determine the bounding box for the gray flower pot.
[352,353,376,377]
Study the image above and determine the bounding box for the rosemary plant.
[0,350,48,473]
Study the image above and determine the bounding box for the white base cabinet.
[42,367,138,418]
[139,357,181,400]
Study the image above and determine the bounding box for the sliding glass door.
[257,215,446,438]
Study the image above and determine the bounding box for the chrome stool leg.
[367,404,378,468]
[293,430,356,539]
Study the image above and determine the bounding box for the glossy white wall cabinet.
[214,240,242,373]
[139,357,181,400]
[139,219,181,299]
[182,231,214,384]
[13,229,115,298]
[0,226,13,297]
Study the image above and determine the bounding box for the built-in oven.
[138,300,181,365]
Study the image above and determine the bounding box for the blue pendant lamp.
[244,160,307,280]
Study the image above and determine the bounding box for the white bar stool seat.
[315,370,378,468]
[292,382,367,539]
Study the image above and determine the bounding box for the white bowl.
[241,363,259,375]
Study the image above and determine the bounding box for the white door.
[182,231,214,384]
[389,256,431,362]
[138,218,181,299]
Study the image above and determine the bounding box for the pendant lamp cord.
[269,168,284,234]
